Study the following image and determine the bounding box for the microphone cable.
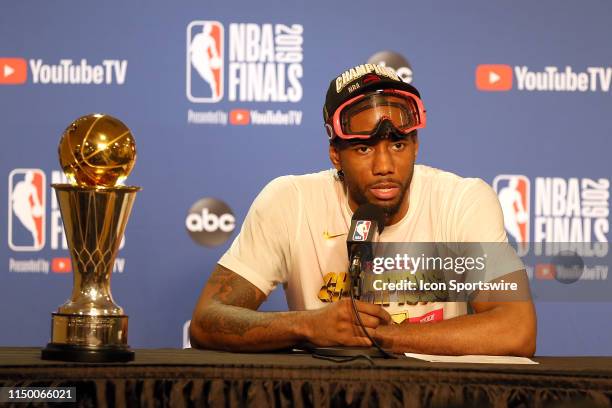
[349,267,397,359]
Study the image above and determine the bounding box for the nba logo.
[8,169,46,251]
[493,175,530,255]
[353,220,371,241]
[186,21,224,103]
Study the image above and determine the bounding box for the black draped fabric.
[1,348,611,407]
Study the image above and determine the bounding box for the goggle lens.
[341,94,420,135]
[329,90,426,140]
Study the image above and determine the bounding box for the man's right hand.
[303,298,392,347]
[191,264,392,351]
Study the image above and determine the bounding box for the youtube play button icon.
[230,109,250,125]
[0,58,27,84]
[475,64,513,91]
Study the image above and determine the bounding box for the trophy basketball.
[41,114,140,362]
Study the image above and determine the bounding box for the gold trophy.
[41,114,140,362]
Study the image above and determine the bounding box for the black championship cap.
[323,63,421,123]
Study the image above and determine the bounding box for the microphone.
[298,203,395,359]
[347,204,385,299]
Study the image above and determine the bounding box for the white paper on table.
[404,353,538,364]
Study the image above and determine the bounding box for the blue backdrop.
[1,0,610,355]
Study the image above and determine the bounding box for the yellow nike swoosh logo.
[323,231,346,239]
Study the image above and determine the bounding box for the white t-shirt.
[219,164,521,323]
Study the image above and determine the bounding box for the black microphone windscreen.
[352,203,385,234]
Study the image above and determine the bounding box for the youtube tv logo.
[535,264,556,280]
[51,257,72,273]
[0,58,27,85]
[476,64,513,91]
[230,109,250,125]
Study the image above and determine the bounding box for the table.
[0,348,611,407]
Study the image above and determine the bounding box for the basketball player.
[190,64,536,356]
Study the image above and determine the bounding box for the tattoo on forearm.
[207,267,262,308]
[200,265,271,338]
[205,305,273,337]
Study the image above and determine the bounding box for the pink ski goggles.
[326,89,426,140]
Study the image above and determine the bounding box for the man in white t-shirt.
[190,63,536,356]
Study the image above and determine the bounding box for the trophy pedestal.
[42,313,134,362]
[41,343,134,363]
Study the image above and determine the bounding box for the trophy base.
[41,343,134,363]
[50,313,129,345]
[42,313,133,362]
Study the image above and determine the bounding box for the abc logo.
[367,51,413,83]
[186,198,235,246]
